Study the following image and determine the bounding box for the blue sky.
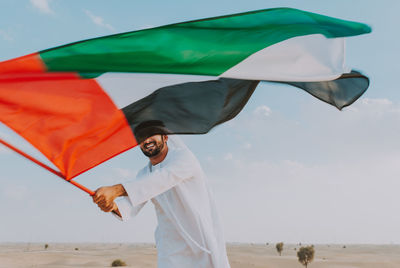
[1,0,400,244]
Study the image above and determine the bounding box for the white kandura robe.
[114,139,230,268]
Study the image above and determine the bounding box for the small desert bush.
[111,259,127,267]
[276,242,284,256]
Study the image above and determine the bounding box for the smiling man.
[92,122,230,267]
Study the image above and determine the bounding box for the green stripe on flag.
[40,8,371,75]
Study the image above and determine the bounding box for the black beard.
[140,139,165,157]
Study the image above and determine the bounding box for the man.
[92,127,230,268]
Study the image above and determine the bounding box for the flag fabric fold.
[0,7,371,180]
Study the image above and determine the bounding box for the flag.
[0,8,371,180]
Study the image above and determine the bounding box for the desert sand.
[1,243,399,268]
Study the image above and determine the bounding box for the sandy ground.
[0,243,399,268]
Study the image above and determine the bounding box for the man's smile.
[144,141,156,150]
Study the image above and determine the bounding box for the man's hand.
[92,184,126,213]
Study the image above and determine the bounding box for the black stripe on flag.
[279,71,369,110]
[122,78,259,140]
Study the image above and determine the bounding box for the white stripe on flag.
[220,34,350,82]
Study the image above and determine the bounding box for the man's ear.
[163,135,168,142]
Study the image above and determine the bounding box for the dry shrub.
[111,259,127,267]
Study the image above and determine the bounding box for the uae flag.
[0,8,371,182]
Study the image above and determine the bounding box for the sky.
[0,0,399,244]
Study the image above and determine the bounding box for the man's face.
[139,134,167,157]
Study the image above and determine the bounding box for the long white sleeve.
[113,196,147,221]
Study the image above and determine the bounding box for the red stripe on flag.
[0,72,137,179]
[0,53,46,74]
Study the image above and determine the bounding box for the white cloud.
[339,98,400,117]
[30,0,54,14]
[353,98,400,116]
[84,10,114,31]
[253,105,271,118]
[360,98,392,107]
